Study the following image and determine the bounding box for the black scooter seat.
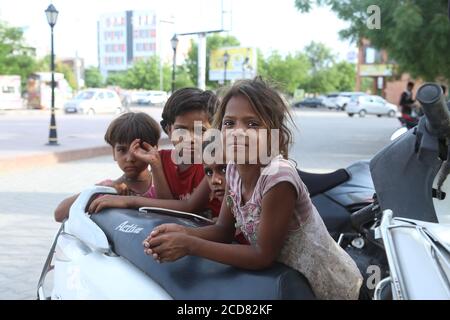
[297,168,350,197]
[91,208,315,300]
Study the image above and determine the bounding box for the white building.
[97,10,160,78]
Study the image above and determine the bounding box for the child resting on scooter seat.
[142,77,363,299]
[54,112,161,222]
[87,88,222,219]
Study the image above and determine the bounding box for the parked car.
[336,92,367,110]
[293,97,323,108]
[64,89,123,115]
[317,95,339,109]
[347,95,398,118]
[137,90,168,106]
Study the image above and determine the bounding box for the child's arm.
[88,177,212,215]
[130,139,174,199]
[146,185,237,244]
[54,194,79,222]
[145,182,297,270]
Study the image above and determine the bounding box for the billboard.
[209,47,257,81]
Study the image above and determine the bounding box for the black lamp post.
[45,4,59,145]
[170,34,179,93]
[223,51,230,84]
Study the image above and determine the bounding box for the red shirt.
[159,149,222,217]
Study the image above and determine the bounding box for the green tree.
[0,21,37,93]
[84,67,104,88]
[174,65,195,89]
[106,71,128,88]
[332,61,356,92]
[295,0,450,81]
[258,51,311,95]
[185,34,240,88]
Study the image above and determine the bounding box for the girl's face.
[221,95,268,164]
[113,143,148,179]
[204,163,227,202]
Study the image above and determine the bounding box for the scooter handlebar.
[416,83,450,139]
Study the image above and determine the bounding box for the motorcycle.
[37,83,450,300]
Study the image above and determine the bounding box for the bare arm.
[88,177,212,215]
[54,194,79,222]
[150,161,173,199]
[148,183,237,243]
[147,182,297,270]
[130,139,174,199]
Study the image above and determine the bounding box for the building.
[355,39,422,105]
[97,10,159,78]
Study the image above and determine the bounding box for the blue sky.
[0,0,357,67]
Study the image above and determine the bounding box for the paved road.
[0,109,400,299]
[0,106,165,160]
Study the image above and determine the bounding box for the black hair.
[104,112,161,147]
[160,87,218,134]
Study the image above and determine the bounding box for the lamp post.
[170,34,179,94]
[45,4,59,146]
[223,51,230,84]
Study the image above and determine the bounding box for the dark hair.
[104,112,161,147]
[213,77,294,158]
[407,81,415,88]
[160,87,219,134]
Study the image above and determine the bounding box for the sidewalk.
[0,106,169,173]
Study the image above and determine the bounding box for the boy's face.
[168,110,211,163]
[113,143,148,179]
[204,163,227,202]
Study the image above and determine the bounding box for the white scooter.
[37,83,450,300]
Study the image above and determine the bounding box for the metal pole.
[197,33,206,90]
[224,61,227,84]
[48,26,58,145]
[171,47,176,93]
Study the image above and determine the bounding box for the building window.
[150,29,156,38]
[364,47,382,64]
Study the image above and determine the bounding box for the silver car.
[347,95,398,118]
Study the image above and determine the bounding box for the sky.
[0,0,357,67]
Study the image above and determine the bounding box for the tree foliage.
[295,0,450,81]
[84,67,104,88]
[0,21,37,92]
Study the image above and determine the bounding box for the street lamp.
[223,51,230,84]
[45,4,59,146]
[170,34,179,93]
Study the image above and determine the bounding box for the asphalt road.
[290,109,399,172]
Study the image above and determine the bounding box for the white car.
[347,95,398,118]
[64,89,123,115]
[336,92,367,110]
[137,90,168,106]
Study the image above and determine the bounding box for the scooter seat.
[297,168,350,197]
[91,208,316,300]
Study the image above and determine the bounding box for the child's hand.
[113,182,131,196]
[143,232,192,263]
[88,195,131,214]
[130,139,161,168]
